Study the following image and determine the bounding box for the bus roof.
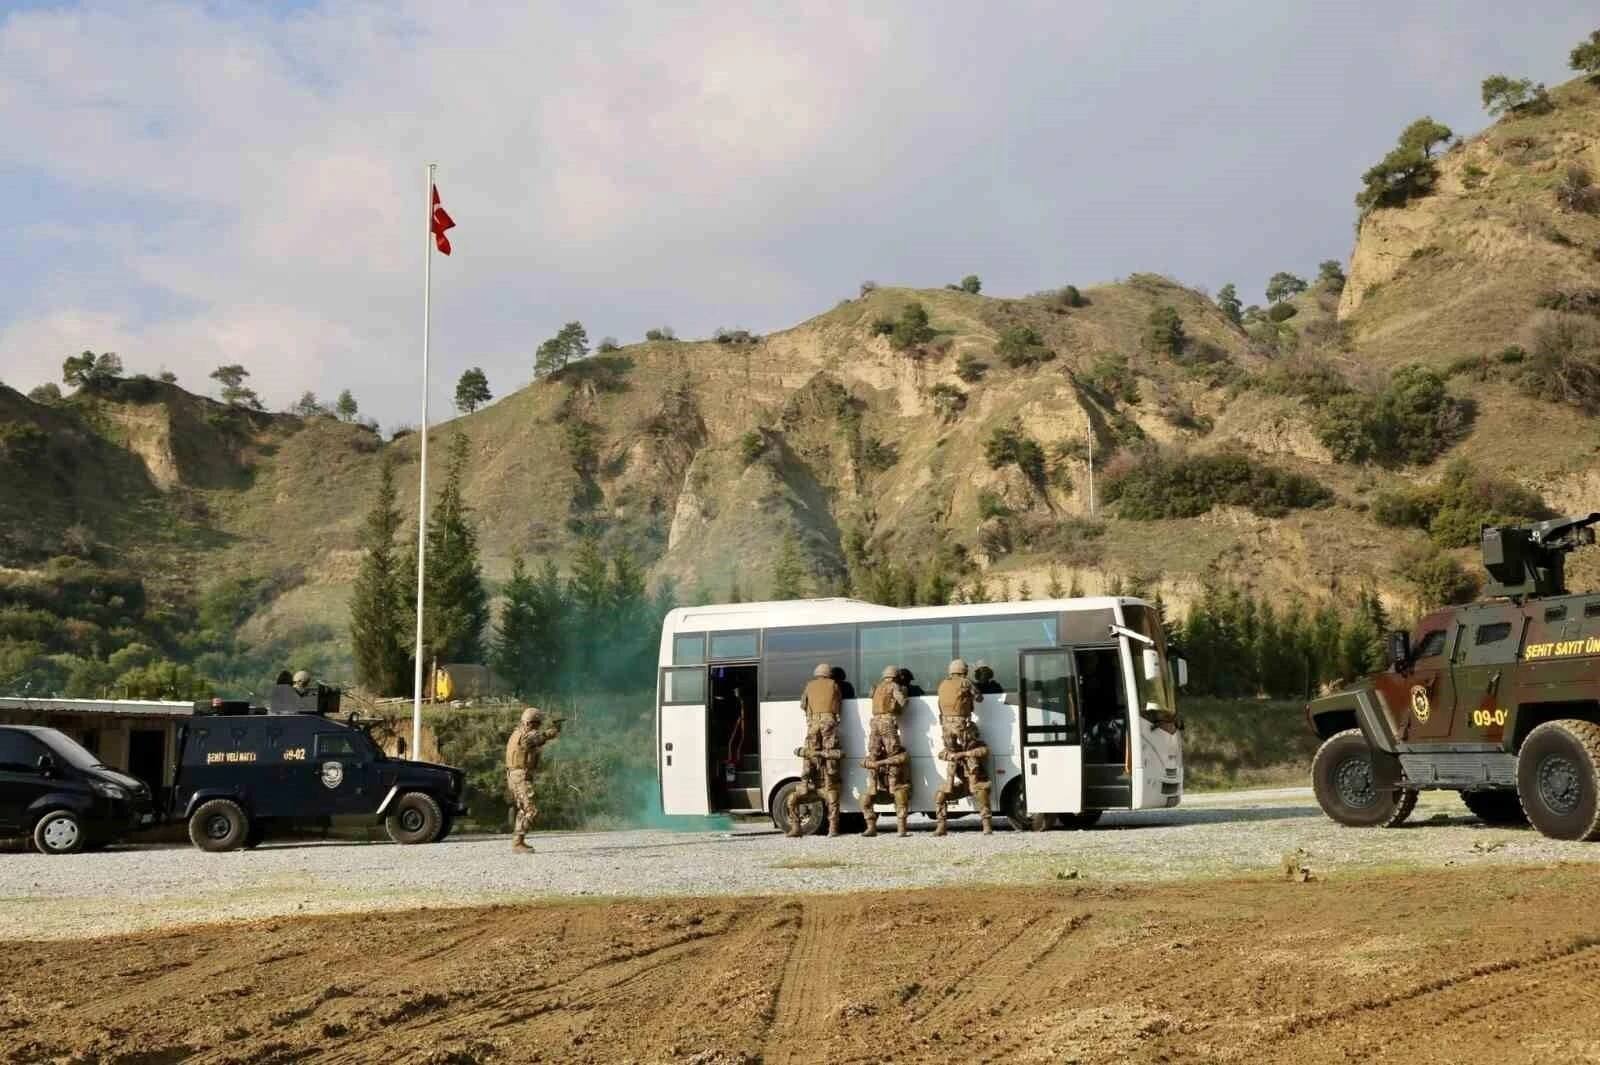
[662,596,1148,633]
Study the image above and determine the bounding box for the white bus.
[656,596,1188,832]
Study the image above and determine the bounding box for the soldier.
[291,669,314,697]
[505,705,562,853]
[934,717,993,836]
[972,659,1002,696]
[936,658,983,753]
[787,662,843,837]
[858,664,912,837]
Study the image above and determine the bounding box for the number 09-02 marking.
[284,748,307,761]
[1472,708,1509,729]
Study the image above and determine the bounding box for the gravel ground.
[4,787,1596,940]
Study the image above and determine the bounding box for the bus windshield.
[1121,604,1176,721]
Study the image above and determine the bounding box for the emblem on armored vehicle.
[320,760,345,789]
[1409,685,1431,722]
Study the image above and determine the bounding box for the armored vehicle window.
[709,631,759,661]
[762,626,854,701]
[0,730,45,771]
[1586,601,1600,619]
[1413,630,1446,659]
[1474,622,1513,647]
[673,633,705,665]
[1545,605,1567,623]
[315,733,359,758]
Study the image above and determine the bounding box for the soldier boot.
[975,784,993,835]
[893,786,911,837]
[862,809,878,837]
[511,834,532,853]
[933,796,948,837]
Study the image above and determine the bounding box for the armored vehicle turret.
[1306,514,1600,841]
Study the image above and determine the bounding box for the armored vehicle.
[1306,514,1600,841]
[171,675,467,852]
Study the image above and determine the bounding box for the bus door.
[659,665,710,815]
[1017,648,1083,815]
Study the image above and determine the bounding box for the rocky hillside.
[4,76,1599,680]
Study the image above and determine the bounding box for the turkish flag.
[431,185,455,255]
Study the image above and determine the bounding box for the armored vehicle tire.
[1515,720,1600,842]
[1056,810,1104,830]
[770,781,826,836]
[1001,779,1050,832]
[1461,789,1529,826]
[1312,729,1415,828]
[32,810,86,855]
[189,799,249,852]
[385,792,445,845]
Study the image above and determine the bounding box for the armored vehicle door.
[659,665,710,816]
[1017,648,1084,815]
[1384,623,1460,742]
[1450,607,1526,744]
[304,729,377,815]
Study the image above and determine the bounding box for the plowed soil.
[4,864,1599,1064]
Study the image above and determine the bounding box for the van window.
[1413,630,1446,659]
[0,731,45,772]
[762,626,855,701]
[1475,622,1512,647]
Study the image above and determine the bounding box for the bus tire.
[1515,720,1600,842]
[189,799,249,852]
[385,792,445,845]
[1001,779,1049,832]
[770,781,826,836]
[1311,729,1412,828]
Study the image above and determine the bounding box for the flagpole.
[412,162,435,760]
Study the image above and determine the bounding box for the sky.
[0,2,1594,429]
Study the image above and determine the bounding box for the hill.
[3,76,1600,692]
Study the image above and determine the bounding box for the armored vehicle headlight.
[91,781,129,800]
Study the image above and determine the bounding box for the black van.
[171,681,467,852]
[0,725,156,854]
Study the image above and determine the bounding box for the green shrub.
[1314,364,1471,466]
[977,490,1011,520]
[1535,288,1600,315]
[1085,352,1138,405]
[1462,163,1488,189]
[1556,165,1600,214]
[983,424,1046,488]
[955,352,987,382]
[959,275,981,294]
[890,303,935,350]
[738,430,767,466]
[1357,117,1452,212]
[1266,302,1298,322]
[1145,306,1186,355]
[1059,285,1086,308]
[1398,548,1477,608]
[1372,460,1550,547]
[1104,452,1331,519]
[995,326,1053,368]
[928,383,967,421]
[1516,313,1600,413]
[869,317,895,337]
[1265,272,1307,304]
[1251,356,1351,405]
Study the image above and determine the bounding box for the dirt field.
[5,864,1600,1064]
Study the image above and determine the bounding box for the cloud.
[0,2,1594,423]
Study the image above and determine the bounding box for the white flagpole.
[412,162,436,760]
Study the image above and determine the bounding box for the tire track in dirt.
[762,898,853,1065]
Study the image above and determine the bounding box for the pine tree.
[493,553,541,697]
[917,564,953,606]
[1217,282,1243,326]
[770,528,807,599]
[1046,565,1065,599]
[1067,571,1084,598]
[966,571,992,605]
[350,450,410,693]
[608,544,651,684]
[1017,579,1033,601]
[411,432,488,666]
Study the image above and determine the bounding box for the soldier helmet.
[881,664,899,680]
[520,706,542,726]
[948,658,969,676]
[973,659,992,675]
[812,662,833,679]
[292,669,311,687]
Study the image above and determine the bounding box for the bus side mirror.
[1388,631,1411,672]
[1142,648,1162,682]
[1173,658,1189,689]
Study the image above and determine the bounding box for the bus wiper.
[1108,624,1154,646]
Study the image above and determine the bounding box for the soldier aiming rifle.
[505,706,564,853]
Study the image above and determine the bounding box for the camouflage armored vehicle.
[1306,514,1600,841]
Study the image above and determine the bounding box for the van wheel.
[386,792,445,844]
[32,810,86,855]
[771,781,825,836]
[1461,789,1528,826]
[1001,779,1049,832]
[189,799,249,852]
[1312,729,1413,828]
[1515,720,1600,842]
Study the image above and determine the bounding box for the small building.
[0,697,192,808]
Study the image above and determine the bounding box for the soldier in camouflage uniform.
[972,659,1002,696]
[935,659,992,835]
[787,662,844,837]
[858,664,912,837]
[506,705,562,853]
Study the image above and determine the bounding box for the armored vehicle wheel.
[189,799,248,852]
[1461,789,1529,826]
[1001,779,1050,832]
[1056,810,1103,830]
[32,810,86,855]
[1312,729,1414,828]
[770,781,826,836]
[385,792,445,844]
[1515,720,1600,842]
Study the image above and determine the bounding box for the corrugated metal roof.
[0,697,194,718]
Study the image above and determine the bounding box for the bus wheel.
[1001,779,1049,832]
[1056,810,1103,830]
[1515,720,1600,842]
[1311,729,1411,828]
[770,781,825,836]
